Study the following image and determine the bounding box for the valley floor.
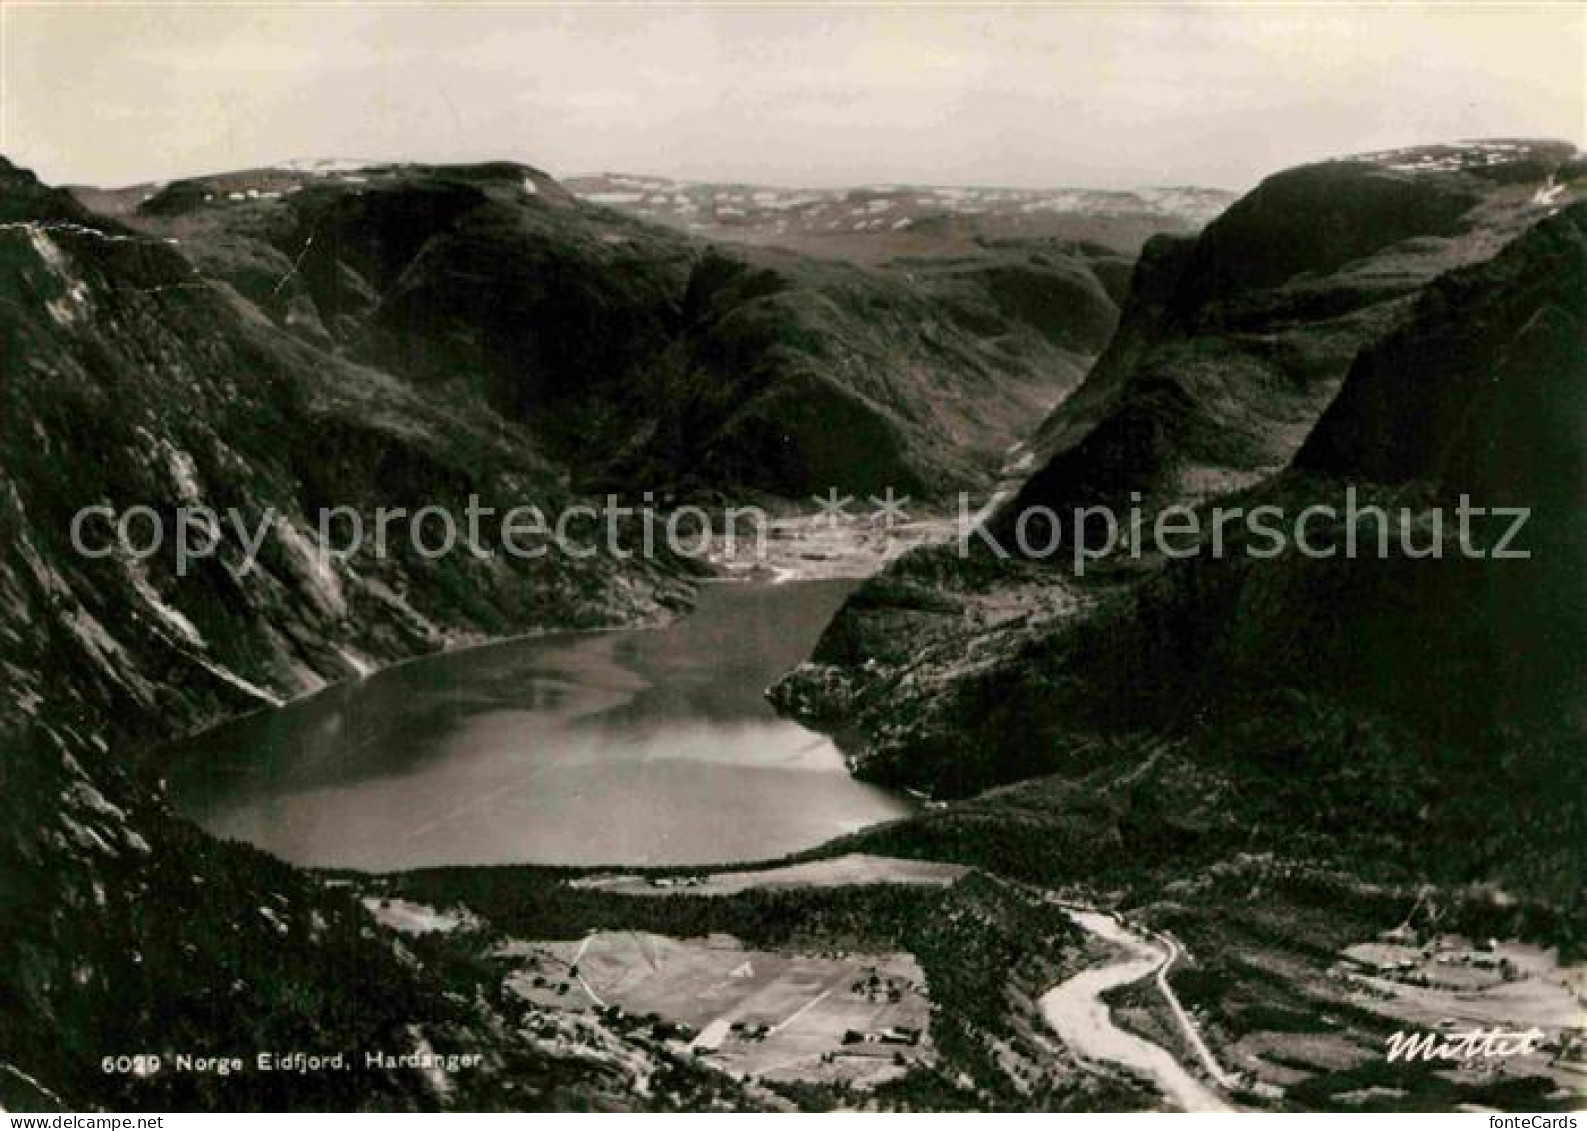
[359,844,1586,1112]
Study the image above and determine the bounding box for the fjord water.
[165,580,910,870]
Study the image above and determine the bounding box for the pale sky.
[2,2,1582,191]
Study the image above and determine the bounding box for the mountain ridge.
[772,143,1585,829]
[0,155,738,1111]
[87,158,1133,498]
[992,139,1583,532]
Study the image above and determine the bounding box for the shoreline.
[162,574,920,875]
[154,503,968,757]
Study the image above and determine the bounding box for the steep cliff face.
[995,140,1581,529]
[1067,200,1587,737]
[0,146,1134,1109]
[0,158,713,1111]
[117,161,1121,498]
[590,245,1113,496]
[1,160,690,750]
[1295,198,1587,513]
[773,183,1586,898]
[0,152,1134,1110]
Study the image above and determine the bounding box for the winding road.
[1040,908,1234,1112]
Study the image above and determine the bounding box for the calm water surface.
[165,580,910,870]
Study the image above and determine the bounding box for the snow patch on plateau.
[278,157,372,173]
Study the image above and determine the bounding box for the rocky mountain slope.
[767,188,1587,1111]
[2,159,695,746]
[84,160,1130,498]
[994,140,1582,529]
[0,148,1145,1110]
[0,155,759,1110]
[772,147,1586,911]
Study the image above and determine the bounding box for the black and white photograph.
[0,0,1582,1117]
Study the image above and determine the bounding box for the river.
[1040,909,1232,1112]
[164,579,911,871]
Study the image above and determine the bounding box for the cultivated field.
[570,852,967,897]
[505,931,933,1087]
